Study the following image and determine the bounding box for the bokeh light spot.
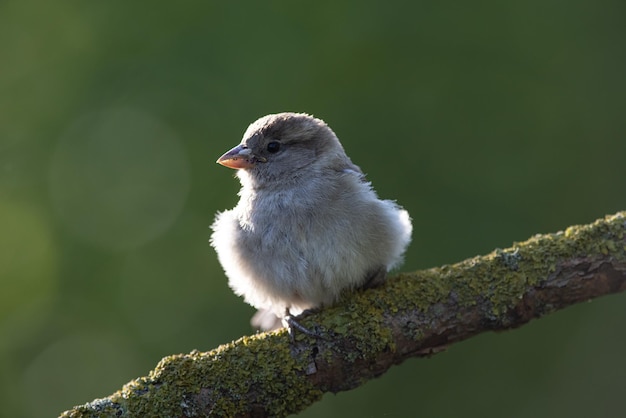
[21,333,139,417]
[49,107,190,251]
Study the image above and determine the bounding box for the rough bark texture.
[60,212,626,418]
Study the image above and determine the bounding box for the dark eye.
[266,141,281,153]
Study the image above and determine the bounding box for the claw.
[283,308,327,341]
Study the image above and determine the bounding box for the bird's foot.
[283,308,327,341]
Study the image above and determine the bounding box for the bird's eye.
[266,141,281,153]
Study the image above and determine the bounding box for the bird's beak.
[216,144,266,169]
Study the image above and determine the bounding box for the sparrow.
[210,112,412,332]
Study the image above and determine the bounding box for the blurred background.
[1,1,625,417]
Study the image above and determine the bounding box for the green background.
[2,1,626,417]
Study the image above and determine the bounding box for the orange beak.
[216,145,265,169]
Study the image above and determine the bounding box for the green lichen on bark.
[300,212,626,351]
[60,212,626,418]
[62,332,324,417]
[375,211,625,324]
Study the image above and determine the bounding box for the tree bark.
[60,212,626,418]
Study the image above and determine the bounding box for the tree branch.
[60,212,626,418]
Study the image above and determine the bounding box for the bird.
[210,112,412,332]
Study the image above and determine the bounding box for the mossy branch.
[60,212,626,418]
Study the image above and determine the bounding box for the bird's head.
[216,113,349,185]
